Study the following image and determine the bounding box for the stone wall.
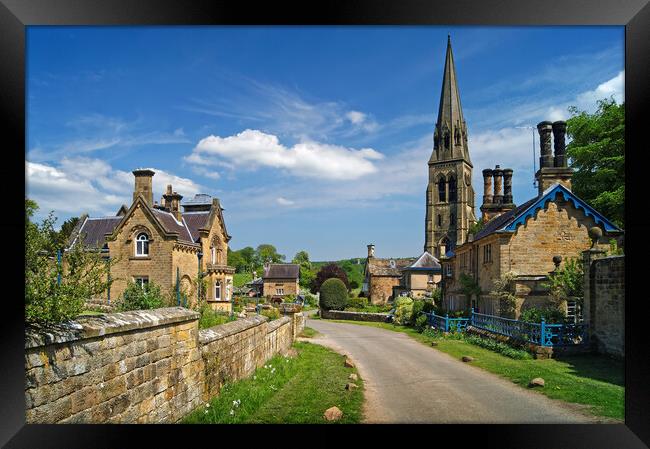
[25,307,304,423]
[321,309,390,322]
[369,276,401,304]
[584,254,624,358]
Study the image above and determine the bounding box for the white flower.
[205,403,210,408]
[204,410,208,414]
[230,409,235,415]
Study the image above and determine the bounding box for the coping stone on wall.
[198,315,269,345]
[25,307,200,350]
[266,316,291,333]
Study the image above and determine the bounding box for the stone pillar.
[278,303,304,340]
[582,247,607,346]
[492,165,503,204]
[482,168,493,205]
[537,121,554,168]
[503,168,513,204]
[552,120,567,168]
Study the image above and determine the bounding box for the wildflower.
[205,403,210,408]
[204,410,208,414]
[230,409,235,415]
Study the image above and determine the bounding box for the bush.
[393,296,414,325]
[347,296,368,309]
[409,300,425,326]
[319,278,349,311]
[422,298,435,314]
[260,307,280,321]
[116,280,165,312]
[198,303,234,329]
[519,306,566,324]
[464,334,532,359]
[415,313,428,332]
[283,294,296,303]
[303,293,318,307]
[311,263,350,294]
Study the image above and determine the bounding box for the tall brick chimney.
[480,165,515,222]
[367,244,375,258]
[503,168,514,204]
[163,185,183,221]
[482,169,493,205]
[492,165,503,205]
[132,169,155,207]
[535,120,573,195]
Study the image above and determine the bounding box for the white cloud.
[346,111,366,124]
[187,129,384,181]
[276,197,295,206]
[576,70,624,109]
[26,158,205,220]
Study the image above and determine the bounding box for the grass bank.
[326,319,624,420]
[183,341,364,423]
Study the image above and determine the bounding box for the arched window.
[448,176,457,202]
[214,281,222,301]
[438,177,446,202]
[135,233,149,257]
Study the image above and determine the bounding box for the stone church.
[68,169,236,312]
[424,36,477,259]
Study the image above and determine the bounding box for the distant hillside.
[312,258,366,287]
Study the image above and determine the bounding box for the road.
[306,317,601,424]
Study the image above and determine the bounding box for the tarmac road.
[306,318,602,424]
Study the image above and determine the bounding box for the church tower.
[424,36,477,258]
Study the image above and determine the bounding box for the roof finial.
[447,34,451,45]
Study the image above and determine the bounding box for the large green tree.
[566,98,624,227]
[255,244,285,265]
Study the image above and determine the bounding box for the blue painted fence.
[421,309,588,347]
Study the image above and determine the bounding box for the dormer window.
[135,233,149,257]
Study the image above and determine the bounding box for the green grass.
[183,341,364,423]
[198,307,235,330]
[300,327,319,338]
[78,310,105,317]
[328,319,624,420]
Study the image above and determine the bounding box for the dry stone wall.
[25,307,304,423]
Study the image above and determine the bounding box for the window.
[134,276,149,288]
[448,177,457,202]
[438,177,446,202]
[437,215,442,227]
[483,244,492,263]
[446,264,452,277]
[135,233,149,257]
[215,281,221,301]
[276,288,284,295]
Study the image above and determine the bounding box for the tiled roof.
[75,217,122,248]
[263,264,300,279]
[405,252,441,270]
[473,196,538,241]
[367,257,416,276]
[151,209,194,243]
[182,211,210,242]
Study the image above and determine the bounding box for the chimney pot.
[552,121,567,168]
[537,121,554,168]
[367,244,375,258]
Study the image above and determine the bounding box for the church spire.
[431,36,470,164]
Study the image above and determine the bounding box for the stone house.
[440,121,623,318]
[392,251,442,299]
[261,263,300,300]
[362,244,416,304]
[68,169,236,312]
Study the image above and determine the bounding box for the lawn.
[327,319,624,420]
[182,341,364,424]
[299,326,319,338]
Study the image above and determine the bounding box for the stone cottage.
[68,169,236,312]
[440,121,623,318]
[392,251,442,299]
[261,263,300,300]
[362,244,415,304]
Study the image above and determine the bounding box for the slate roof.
[404,252,441,271]
[150,209,194,243]
[182,211,210,242]
[263,264,300,280]
[473,183,622,242]
[74,217,122,249]
[367,257,416,276]
[182,193,213,207]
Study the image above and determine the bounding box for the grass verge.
[182,341,364,423]
[327,319,623,420]
[300,326,319,338]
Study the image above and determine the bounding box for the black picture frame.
[2,0,649,447]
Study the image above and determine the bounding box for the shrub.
[319,278,349,311]
[311,263,350,293]
[409,300,425,326]
[545,257,584,306]
[347,296,368,310]
[422,298,435,314]
[393,296,414,325]
[198,303,234,329]
[283,294,296,303]
[464,334,532,359]
[116,280,165,312]
[415,313,428,332]
[519,306,566,324]
[303,293,318,307]
[260,307,280,321]
[349,279,360,289]
[490,271,518,318]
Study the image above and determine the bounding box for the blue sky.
[26,26,624,261]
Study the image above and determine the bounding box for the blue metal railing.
[420,308,588,347]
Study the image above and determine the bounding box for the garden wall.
[321,309,390,322]
[25,307,304,423]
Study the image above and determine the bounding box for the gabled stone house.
[440,122,623,318]
[261,263,300,299]
[69,169,236,312]
[392,251,442,299]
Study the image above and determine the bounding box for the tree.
[319,278,348,311]
[489,272,517,318]
[26,199,115,326]
[227,248,247,273]
[310,263,350,294]
[255,244,285,265]
[566,97,624,227]
[468,217,485,236]
[291,250,311,268]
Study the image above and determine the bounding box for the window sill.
[130,256,151,260]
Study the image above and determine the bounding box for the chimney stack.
[367,244,375,258]
[482,169,493,205]
[162,184,183,221]
[503,168,513,204]
[132,169,155,207]
[492,165,503,204]
[537,121,554,169]
[552,121,567,168]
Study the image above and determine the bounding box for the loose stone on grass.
[348,373,358,381]
[529,377,545,388]
[345,383,358,390]
[344,358,355,368]
[323,406,343,421]
[462,356,474,362]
